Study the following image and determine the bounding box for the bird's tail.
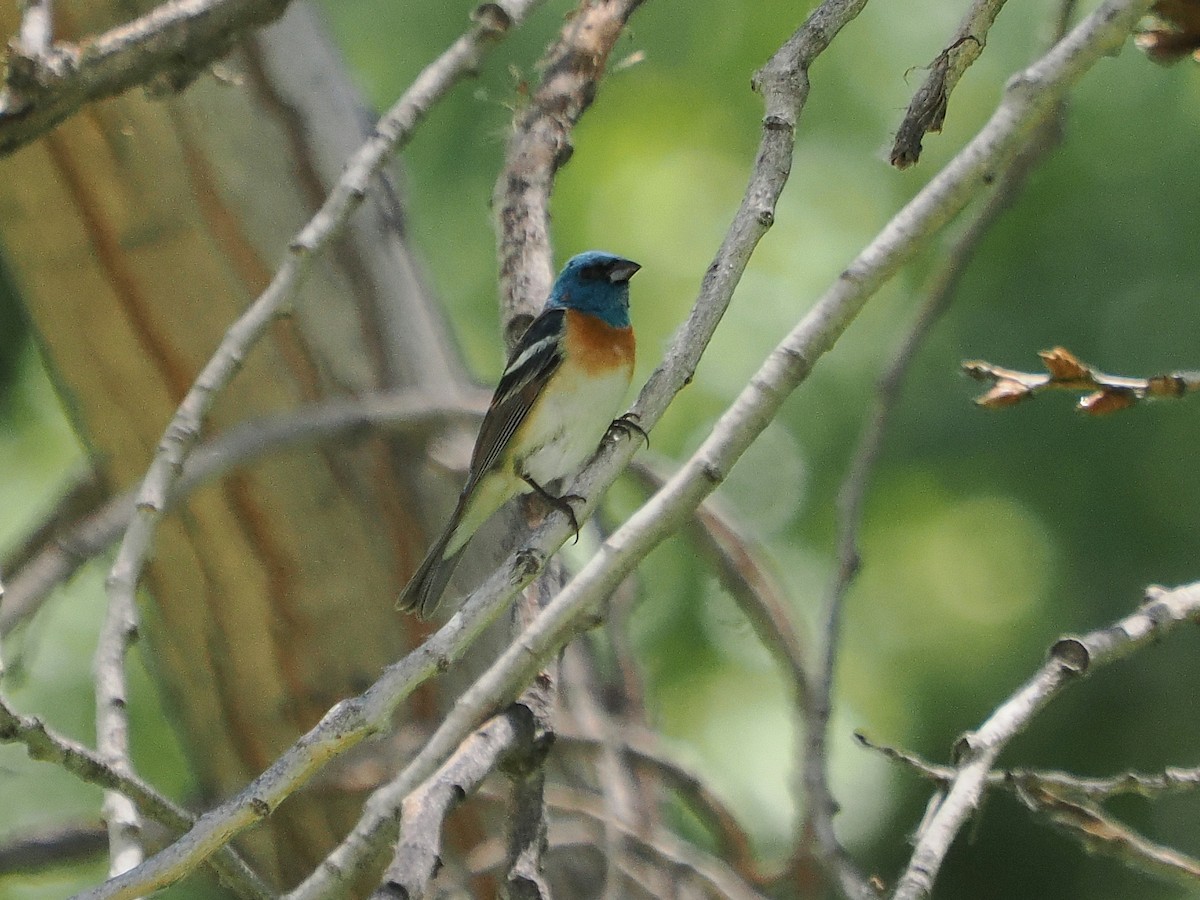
[396,526,466,618]
[396,495,472,618]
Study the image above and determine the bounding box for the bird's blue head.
[546,250,640,328]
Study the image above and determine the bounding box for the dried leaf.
[1137,0,1200,63]
[1080,389,1137,415]
[977,379,1030,408]
[1040,346,1089,382]
[1146,374,1187,397]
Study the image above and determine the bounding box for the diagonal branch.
[859,732,1200,890]
[891,581,1200,899]
[801,38,1069,899]
[0,694,271,899]
[1012,780,1200,887]
[0,0,294,154]
[0,391,485,637]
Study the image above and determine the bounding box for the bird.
[397,250,642,618]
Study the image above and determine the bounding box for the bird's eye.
[580,263,603,281]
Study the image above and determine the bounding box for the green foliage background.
[3,1,1200,897]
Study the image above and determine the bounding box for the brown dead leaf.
[977,379,1030,408]
[1039,347,1090,382]
[1138,0,1200,63]
[1080,389,1137,415]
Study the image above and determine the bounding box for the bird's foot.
[609,411,649,448]
[522,476,584,543]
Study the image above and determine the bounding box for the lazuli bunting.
[398,250,641,617]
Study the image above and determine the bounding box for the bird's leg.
[609,411,649,448]
[522,475,583,543]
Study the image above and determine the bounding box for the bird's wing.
[465,307,566,487]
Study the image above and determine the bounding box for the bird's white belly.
[516,364,631,487]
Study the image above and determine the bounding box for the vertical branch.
[493,0,646,346]
[16,0,53,56]
[503,569,560,899]
[560,641,656,898]
[891,583,1200,899]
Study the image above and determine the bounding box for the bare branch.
[0,0,293,155]
[802,50,1068,900]
[0,694,270,899]
[891,582,1200,899]
[1014,782,1200,887]
[0,822,106,875]
[858,731,1200,802]
[0,391,485,636]
[891,0,1010,167]
[372,706,535,900]
[964,346,1200,413]
[546,786,767,900]
[862,732,1200,889]
[494,0,647,345]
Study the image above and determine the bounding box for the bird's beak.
[606,259,641,283]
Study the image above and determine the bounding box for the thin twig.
[0,694,270,899]
[0,391,485,637]
[556,730,767,885]
[964,346,1200,413]
[891,0,1011,167]
[1012,781,1200,887]
[0,0,293,154]
[857,731,1200,803]
[546,785,768,900]
[862,735,1200,890]
[891,582,1200,899]
[372,706,535,900]
[801,36,1069,896]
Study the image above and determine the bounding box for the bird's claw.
[609,411,649,448]
[523,477,584,543]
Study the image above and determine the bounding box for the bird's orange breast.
[565,308,635,377]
